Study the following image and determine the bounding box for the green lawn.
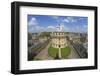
[48,46,71,59]
[61,47,71,58]
[48,46,58,58]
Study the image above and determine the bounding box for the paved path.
[68,44,80,59]
[34,42,53,60]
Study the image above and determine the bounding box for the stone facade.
[51,32,67,48]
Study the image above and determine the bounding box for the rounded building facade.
[51,32,67,48]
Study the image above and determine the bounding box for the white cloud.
[58,24,64,31]
[47,24,65,32]
[47,26,55,29]
[67,17,76,22]
[28,17,38,26]
[29,25,44,33]
[47,25,57,32]
[28,17,45,33]
[63,19,69,22]
[63,17,77,23]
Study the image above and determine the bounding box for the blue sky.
[28,15,88,33]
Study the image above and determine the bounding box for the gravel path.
[34,42,53,60]
[68,44,80,59]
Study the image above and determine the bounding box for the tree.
[28,33,32,40]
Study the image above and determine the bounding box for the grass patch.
[48,46,71,59]
[48,46,58,58]
[61,47,71,58]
